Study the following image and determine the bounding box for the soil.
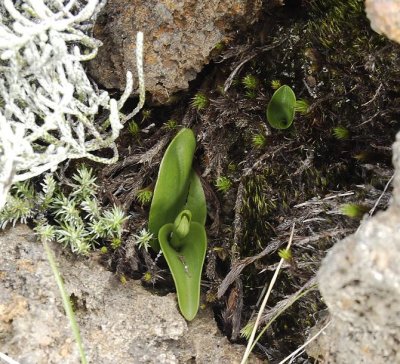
[94,0,399,362]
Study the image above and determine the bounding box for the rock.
[88,0,262,104]
[308,132,400,363]
[365,0,400,44]
[0,224,262,364]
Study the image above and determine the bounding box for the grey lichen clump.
[0,0,144,208]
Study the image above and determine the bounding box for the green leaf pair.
[148,128,207,321]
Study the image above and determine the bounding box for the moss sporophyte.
[148,128,207,321]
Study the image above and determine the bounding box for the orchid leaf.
[149,128,196,250]
[267,85,296,129]
[185,169,207,225]
[159,222,207,321]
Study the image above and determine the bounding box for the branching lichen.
[0,0,145,207]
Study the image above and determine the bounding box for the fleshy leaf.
[266,85,296,129]
[185,169,207,226]
[149,128,196,250]
[159,222,207,321]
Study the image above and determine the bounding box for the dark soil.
[97,0,399,362]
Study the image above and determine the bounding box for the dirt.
[93,0,399,362]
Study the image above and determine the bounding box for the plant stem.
[42,239,87,364]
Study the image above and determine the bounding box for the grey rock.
[88,0,262,104]
[0,225,262,364]
[309,132,400,363]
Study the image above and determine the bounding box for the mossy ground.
[97,0,399,361]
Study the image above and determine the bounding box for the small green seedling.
[340,203,368,218]
[332,126,350,140]
[149,128,207,321]
[271,80,281,90]
[267,85,297,129]
[191,92,209,110]
[252,133,267,149]
[294,99,310,115]
[128,121,140,137]
[215,176,232,193]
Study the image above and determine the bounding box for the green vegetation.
[163,119,178,130]
[136,188,153,205]
[340,203,368,218]
[128,121,140,137]
[332,126,350,140]
[267,85,297,129]
[278,248,293,261]
[191,92,209,110]
[0,166,127,255]
[294,99,310,115]
[148,128,207,320]
[251,133,267,149]
[271,80,281,90]
[242,74,259,98]
[215,176,232,193]
[132,228,153,252]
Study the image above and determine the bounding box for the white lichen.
[0,0,145,208]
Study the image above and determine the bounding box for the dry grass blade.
[240,223,296,364]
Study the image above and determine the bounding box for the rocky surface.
[308,132,400,363]
[0,224,262,364]
[366,0,400,44]
[88,0,262,103]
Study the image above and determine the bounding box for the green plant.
[251,133,267,149]
[294,99,310,115]
[242,74,259,98]
[163,119,178,130]
[133,228,153,252]
[215,176,232,193]
[136,188,153,205]
[267,85,297,129]
[340,203,368,218]
[42,237,87,364]
[278,248,292,261]
[242,75,258,90]
[332,126,350,140]
[191,92,209,110]
[148,128,207,321]
[141,109,152,121]
[267,85,311,130]
[271,80,281,90]
[0,166,128,255]
[128,121,140,137]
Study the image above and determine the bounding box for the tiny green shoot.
[332,126,350,140]
[252,133,267,149]
[215,176,232,193]
[191,92,209,110]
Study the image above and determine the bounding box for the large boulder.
[88,0,262,103]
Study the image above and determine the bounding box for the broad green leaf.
[267,85,296,129]
[159,222,207,321]
[184,170,207,226]
[149,128,196,250]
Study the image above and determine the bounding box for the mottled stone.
[366,0,400,44]
[88,0,262,103]
[0,225,262,364]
